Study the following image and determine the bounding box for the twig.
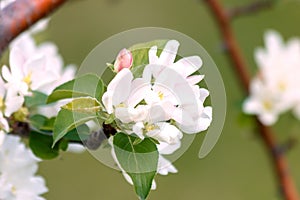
[228,0,275,19]
[204,0,299,199]
[0,0,67,57]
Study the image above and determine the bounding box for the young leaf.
[113,133,158,200]
[64,124,90,141]
[30,115,55,131]
[62,97,101,114]
[47,74,104,104]
[25,91,48,107]
[128,40,168,68]
[29,131,68,159]
[52,109,97,147]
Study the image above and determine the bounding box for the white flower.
[146,40,212,133]
[243,78,283,125]
[4,29,76,94]
[132,122,183,145]
[0,113,9,146]
[142,64,212,134]
[244,30,300,125]
[102,40,212,144]
[0,76,24,117]
[0,135,48,200]
[2,47,58,95]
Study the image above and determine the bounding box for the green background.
[36,0,300,199]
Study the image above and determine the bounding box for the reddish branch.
[205,0,299,200]
[0,0,67,56]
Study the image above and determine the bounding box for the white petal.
[147,123,183,144]
[67,143,85,153]
[9,47,25,80]
[157,141,181,155]
[132,122,145,139]
[107,68,133,106]
[4,95,24,117]
[157,155,178,175]
[1,65,13,82]
[148,45,159,64]
[172,56,202,77]
[158,40,179,66]
[127,78,150,107]
[259,112,278,126]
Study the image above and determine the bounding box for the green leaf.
[52,109,97,147]
[24,91,48,108]
[29,131,68,159]
[30,114,56,131]
[62,97,101,114]
[64,124,90,141]
[128,40,168,69]
[113,133,158,200]
[25,91,48,107]
[47,74,104,104]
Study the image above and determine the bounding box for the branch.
[228,0,275,19]
[0,0,67,57]
[204,0,299,200]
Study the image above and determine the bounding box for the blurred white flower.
[2,47,58,96]
[243,30,300,125]
[2,29,76,118]
[0,113,9,147]
[0,76,24,117]
[0,135,48,200]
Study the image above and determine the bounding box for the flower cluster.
[104,40,212,188]
[0,4,77,197]
[243,30,300,125]
[0,135,48,200]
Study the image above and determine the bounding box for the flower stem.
[0,0,67,56]
[204,0,299,199]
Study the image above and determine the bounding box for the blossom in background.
[0,135,48,200]
[243,30,300,125]
[0,77,24,117]
[0,113,9,146]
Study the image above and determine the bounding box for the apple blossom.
[0,135,48,200]
[243,30,300,125]
[0,77,24,117]
[0,113,9,147]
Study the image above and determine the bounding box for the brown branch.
[204,0,299,200]
[0,0,67,57]
[228,0,275,19]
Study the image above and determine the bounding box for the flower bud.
[114,48,133,72]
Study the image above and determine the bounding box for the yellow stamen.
[116,103,126,108]
[278,81,286,91]
[158,91,164,100]
[145,124,156,132]
[23,72,32,86]
[0,96,4,111]
[263,100,273,111]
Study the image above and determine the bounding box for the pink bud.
[114,48,133,72]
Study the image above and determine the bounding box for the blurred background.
[37,0,300,199]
